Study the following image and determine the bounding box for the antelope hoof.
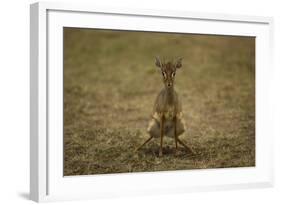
[175,149,180,156]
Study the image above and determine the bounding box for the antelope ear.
[175,58,183,69]
[155,56,162,68]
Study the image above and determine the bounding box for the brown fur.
[136,57,192,156]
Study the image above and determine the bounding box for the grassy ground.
[63,28,255,176]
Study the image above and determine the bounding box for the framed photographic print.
[30,1,274,202]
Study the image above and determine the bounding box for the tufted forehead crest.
[155,57,183,70]
[162,61,175,72]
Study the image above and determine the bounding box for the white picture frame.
[30,1,274,202]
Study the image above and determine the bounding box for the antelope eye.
[162,72,167,78]
[172,72,175,77]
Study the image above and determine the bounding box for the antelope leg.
[174,117,178,153]
[159,115,164,157]
[177,138,193,154]
[135,136,153,152]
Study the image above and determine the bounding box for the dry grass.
[63,28,255,176]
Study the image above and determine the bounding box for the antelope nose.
[167,83,172,87]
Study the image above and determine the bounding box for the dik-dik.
[136,57,192,157]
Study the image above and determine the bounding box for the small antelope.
[136,57,192,156]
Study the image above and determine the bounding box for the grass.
[63,28,255,176]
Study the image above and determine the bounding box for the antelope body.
[136,57,192,156]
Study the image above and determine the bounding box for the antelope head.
[155,57,183,89]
